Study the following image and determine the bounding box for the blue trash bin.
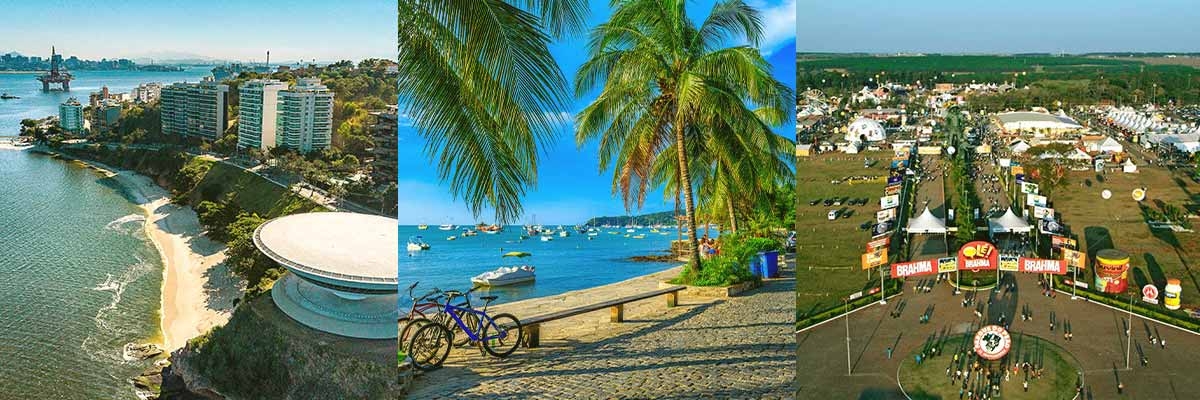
[760,250,780,278]
[749,255,763,278]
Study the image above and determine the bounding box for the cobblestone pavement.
[798,271,1200,399]
[407,262,796,399]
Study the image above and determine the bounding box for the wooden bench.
[516,285,686,348]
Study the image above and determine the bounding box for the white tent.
[1098,137,1124,153]
[1123,159,1138,173]
[1067,147,1092,161]
[906,207,948,234]
[988,208,1033,234]
[1010,140,1031,154]
[845,117,887,143]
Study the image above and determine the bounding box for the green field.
[795,151,895,319]
[1053,163,1200,309]
[797,54,1141,74]
[898,334,1079,400]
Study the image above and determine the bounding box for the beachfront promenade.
[407,258,797,399]
[797,271,1200,399]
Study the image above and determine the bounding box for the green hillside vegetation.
[585,211,679,226]
[182,296,397,399]
[797,55,1200,105]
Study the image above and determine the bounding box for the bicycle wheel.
[482,313,523,358]
[398,317,430,353]
[407,321,452,371]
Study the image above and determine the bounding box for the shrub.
[672,255,758,287]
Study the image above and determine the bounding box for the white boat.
[406,235,430,251]
[540,235,553,242]
[447,236,457,241]
[626,228,635,233]
[471,266,535,286]
[438,224,455,230]
[558,230,569,237]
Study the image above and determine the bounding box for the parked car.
[809,198,821,206]
[827,209,839,220]
[832,197,843,206]
[824,198,835,206]
[841,208,853,218]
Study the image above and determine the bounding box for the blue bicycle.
[408,287,523,369]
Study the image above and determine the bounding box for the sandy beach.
[76,156,241,350]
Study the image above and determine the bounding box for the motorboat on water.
[447,235,457,241]
[632,234,646,239]
[471,266,535,286]
[0,93,19,100]
[438,224,455,230]
[540,235,553,242]
[406,235,431,251]
[558,230,569,237]
[417,224,429,230]
[477,223,503,234]
[461,228,478,237]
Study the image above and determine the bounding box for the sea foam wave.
[104,214,146,234]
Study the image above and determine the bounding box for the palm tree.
[575,0,792,273]
[397,1,586,224]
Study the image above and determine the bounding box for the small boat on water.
[632,234,646,239]
[417,224,429,230]
[461,229,478,237]
[587,232,599,237]
[0,93,19,100]
[558,230,569,237]
[503,251,531,258]
[540,235,553,242]
[478,223,503,234]
[406,235,431,251]
[471,266,535,286]
[626,228,635,233]
[438,224,455,230]
[447,236,457,241]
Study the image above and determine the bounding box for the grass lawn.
[898,334,1079,400]
[796,151,894,319]
[1052,164,1200,309]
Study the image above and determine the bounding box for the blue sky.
[797,0,1200,53]
[396,1,796,225]
[0,0,393,61]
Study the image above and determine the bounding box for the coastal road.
[406,259,797,399]
[797,271,1200,399]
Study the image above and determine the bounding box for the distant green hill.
[585,211,677,226]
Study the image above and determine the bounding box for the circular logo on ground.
[973,325,1012,360]
[1143,284,1159,303]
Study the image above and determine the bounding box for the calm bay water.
[0,67,211,135]
[0,149,163,398]
[398,225,681,309]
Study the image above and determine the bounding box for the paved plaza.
[798,271,1200,399]
[406,261,797,399]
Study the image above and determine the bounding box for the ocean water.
[0,67,211,135]
[0,149,164,398]
[397,225,682,309]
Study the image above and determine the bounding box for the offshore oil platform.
[37,47,73,91]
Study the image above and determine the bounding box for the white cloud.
[751,0,797,54]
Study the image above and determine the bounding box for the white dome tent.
[988,208,1033,234]
[845,117,887,143]
[906,207,948,234]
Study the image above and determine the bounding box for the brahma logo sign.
[891,259,936,278]
[957,241,998,271]
[1018,258,1067,275]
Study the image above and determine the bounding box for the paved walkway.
[407,260,796,399]
[797,271,1200,399]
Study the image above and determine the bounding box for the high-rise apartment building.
[236,79,288,151]
[160,81,228,140]
[275,78,333,154]
[58,97,84,134]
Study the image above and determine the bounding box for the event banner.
[1062,248,1085,270]
[1018,257,1068,274]
[937,257,957,273]
[957,241,999,271]
[861,248,888,270]
[886,174,904,186]
[891,259,937,278]
[1020,181,1040,195]
[877,208,896,223]
[880,195,900,210]
[1026,194,1048,208]
[1039,220,1066,235]
[999,255,1020,271]
[1050,235,1077,249]
[885,184,902,195]
[866,236,891,252]
[1032,206,1055,220]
